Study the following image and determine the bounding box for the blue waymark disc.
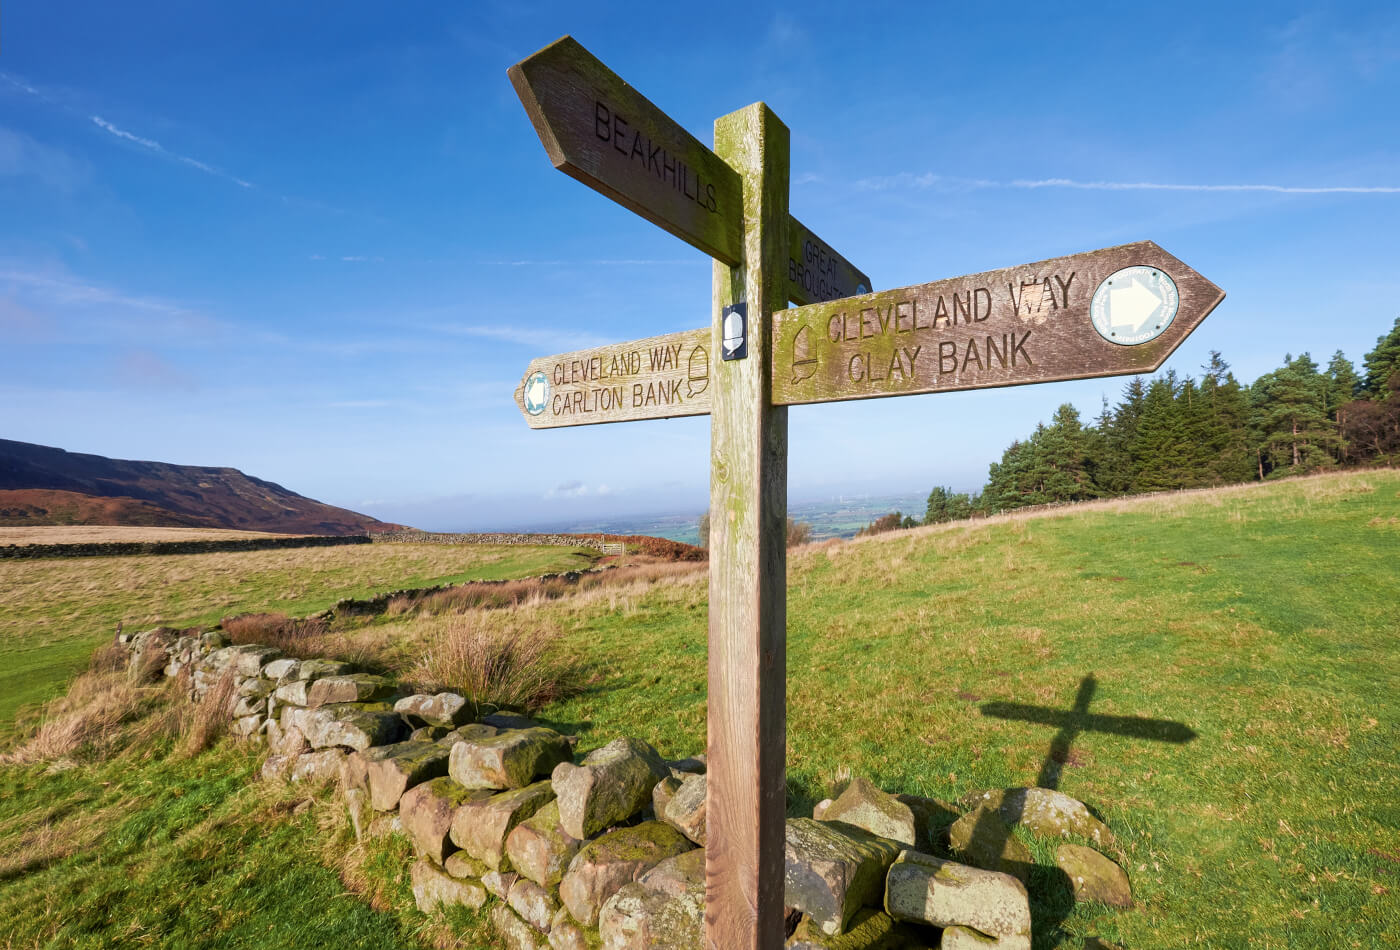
[523,371,550,415]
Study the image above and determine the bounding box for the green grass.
[0,739,481,949]
[3,471,1397,948]
[0,543,597,730]
[516,470,1400,948]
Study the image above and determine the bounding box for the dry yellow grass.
[0,525,296,545]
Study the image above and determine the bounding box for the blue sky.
[2,2,1397,530]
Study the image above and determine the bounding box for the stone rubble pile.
[120,627,1133,949]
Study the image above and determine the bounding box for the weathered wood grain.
[706,103,789,950]
[771,241,1223,406]
[512,328,710,428]
[508,36,744,265]
[785,216,870,306]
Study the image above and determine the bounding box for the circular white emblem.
[523,371,550,415]
[1090,266,1180,345]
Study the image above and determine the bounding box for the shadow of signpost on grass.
[972,674,1198,948]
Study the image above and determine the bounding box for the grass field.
[0,543,598,729]
[0,526,297,545]
[1,470,1397,948]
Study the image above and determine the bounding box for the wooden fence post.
[706,102,790,950]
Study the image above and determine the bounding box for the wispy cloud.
[482,259,692,267]
[0,126,89,191]
[855,172,1400,195]
[430,323,613,350]
[90,115,253,188]
[1008,177,1400,195]
[111,349,199,392]
[545,480,612,499]
[326,399,392,409]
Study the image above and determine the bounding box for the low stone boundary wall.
[117,628,1133,949]
[0,534,371,560]
[373,531,614,552]
[317,569,599,619]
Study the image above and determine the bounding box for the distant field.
[0,525,295,545]
[0,542,598,729]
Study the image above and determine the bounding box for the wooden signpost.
[506,35,1223,950]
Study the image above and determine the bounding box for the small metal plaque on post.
[722,302,748,361]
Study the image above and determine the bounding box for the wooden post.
[706,103,789,950]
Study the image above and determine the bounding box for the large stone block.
[783,818,901,937]
[451,779,556,871]
[364,740,452,811]
[552,737,668,840]
[598,882,704,950]
[307,673,396,707]
[206,644,282,677]
[299,703,406,751]
[399,776,491,864]
[261,657,301,682]
[547,909,595,950]
[959,787,1116,848]
[1055,843,1132,908]
[289,748,347,784]
[395,691,475,728]
[411,858,488,913]
[821,777,918,849]
[450,728,573,790]
[484,869,520,901]
[492,904,550,950]
[884,850,1031,950]
[295,657,356,680]
[948,807,1033,884]
[509,877,561,933]
[559,822,695,928]
[660,772,706,846]
[506,800,584,888]
[637,848,705,898]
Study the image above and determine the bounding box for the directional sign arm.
[770,240,1224,407]
[509,36,744,265]
[513,327,712,428]
[785,215,871,305]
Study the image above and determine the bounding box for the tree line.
[916,315,1400,523]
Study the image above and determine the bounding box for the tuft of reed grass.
[407,618,583,713]
[180,669,237,757]
[0,669,154,764]
[223,612,333,659]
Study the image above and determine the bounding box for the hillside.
[1,470,1396,948]
[0,439,402,536]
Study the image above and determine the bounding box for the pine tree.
[924,486,950,524]
[1250,353,1340,475]
[1323,350,1359,462]
[1033,404,1098,502]
[1199,352,1255,483]
[1131,374,1193,491]
[1360,316,1400,396]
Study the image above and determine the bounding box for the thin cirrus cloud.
[429,323,613,350]
[89,116,254,188]
[855,172,1400,195]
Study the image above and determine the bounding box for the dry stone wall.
[374,531,613,552]
[0,534,370,560]
[119,628,1132,949]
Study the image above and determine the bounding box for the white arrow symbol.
[1109,278,1162,332]
[524,374,549,414]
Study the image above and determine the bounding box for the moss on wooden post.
[706,102,790,950]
